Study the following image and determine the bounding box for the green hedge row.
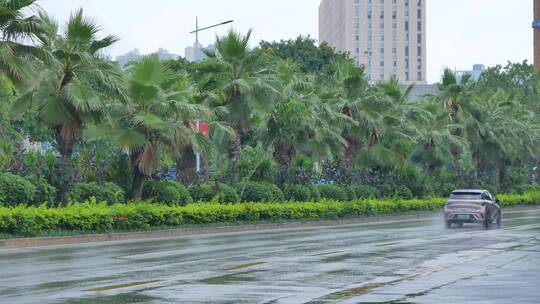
[1,192,538,237]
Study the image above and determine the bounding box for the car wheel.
[496,211,502,228]
[456,222,463,228]
[445,220,452,229]
[483,211,490,229]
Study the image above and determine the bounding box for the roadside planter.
[0,192,538,237]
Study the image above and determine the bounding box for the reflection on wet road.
[1,210,539,303]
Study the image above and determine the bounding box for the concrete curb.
[1,207,538,249]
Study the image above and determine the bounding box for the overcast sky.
[38,0,533,84]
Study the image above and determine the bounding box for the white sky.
[38,0,533,84]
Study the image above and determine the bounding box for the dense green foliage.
[70,182,125,204]
[0,2,538,209]
[1,192,538,236]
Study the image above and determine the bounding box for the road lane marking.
[221,261,266,271]
[310,251,345,256]
[87,280,162,292]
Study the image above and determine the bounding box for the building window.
[405,46,409,56]
[418,21,421,29]
[417,71,422,80]
[380,48,385,54]
[417,46,422,56]
[393,60,397,67]
[380,73,385,80]
[405,21,409,31]
[392,48,397,54]
[418,9,421,19]
[418,33,421,44]
[405,72,410,81]
[380,61,385,67]
[405,59,409,68]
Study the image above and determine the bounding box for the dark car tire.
[483,210,490,229]
[496,211,502,228]
[445,221,452,229]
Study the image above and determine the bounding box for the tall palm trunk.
[227,132,242,183]
[130,152,145,200]
[52,126,78,202]
[176,147,198,185]
[340,139,358,183]
[274,142,294,186]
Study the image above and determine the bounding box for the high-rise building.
[319,0,426,84]
[116,48,179,67]
[185,43,216,62]
[455,64,485,82]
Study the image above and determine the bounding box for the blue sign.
[532,21,540,28]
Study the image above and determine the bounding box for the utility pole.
[189,18,234,173]
[534,0,540,71]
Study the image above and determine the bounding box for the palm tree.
[409,102,470,172]
[94,55,212,199]
[9,9,125,200]
[259,61,348,185]
[331,63,410,178]
[0,0,49,82]
[435,68,475,123]
[206,30,275,181]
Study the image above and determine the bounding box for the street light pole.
[190,18,233,62]
[189,18,234,174]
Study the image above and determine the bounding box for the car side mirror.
[495,199,500,204]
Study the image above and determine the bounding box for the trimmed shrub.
[284,184,311,201]
[265,183,285,202]
[309,185,321,202]
[394,187,413,200]
[144,180,192,206]
[0,173,36,206]
[188,183,240,204]
[238,181,273,202]
[316,185,348,201]
[239,181,269,202]
[188,183,214,202]
[218,183,240,203]
[343,186,357,201]
[352,185,380,199]
[70,182,125,204]
[0,192,540,236]
[1,192,537,237]
[31,177,57,206]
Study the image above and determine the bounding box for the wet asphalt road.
[1,210,539,304]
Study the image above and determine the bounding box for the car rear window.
[450,192,482,199]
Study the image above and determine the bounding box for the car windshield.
[450,192,482,199]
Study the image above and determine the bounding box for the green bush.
[0,173,36,206]
[343,186,357,201]
[238,181,283,202]
[1,192,537,237]
[265,183,285,202]
[315,184,348,201]
[394,187,413,200]
[218,183,240,203]
[144,180,192,206]
[188,183,240,203]
[31,177,57,206]
[238,145,278,183]
[70,182,125,204]
[309,185,321,202]
[284,184,311,201]
[352,185,380,199]
[188,183,214,202]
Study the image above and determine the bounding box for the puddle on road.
[87,280,162,292]
[221,261,266,271]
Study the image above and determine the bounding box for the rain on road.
[1,209,539,304]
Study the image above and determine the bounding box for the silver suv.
[443,189,501,229]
